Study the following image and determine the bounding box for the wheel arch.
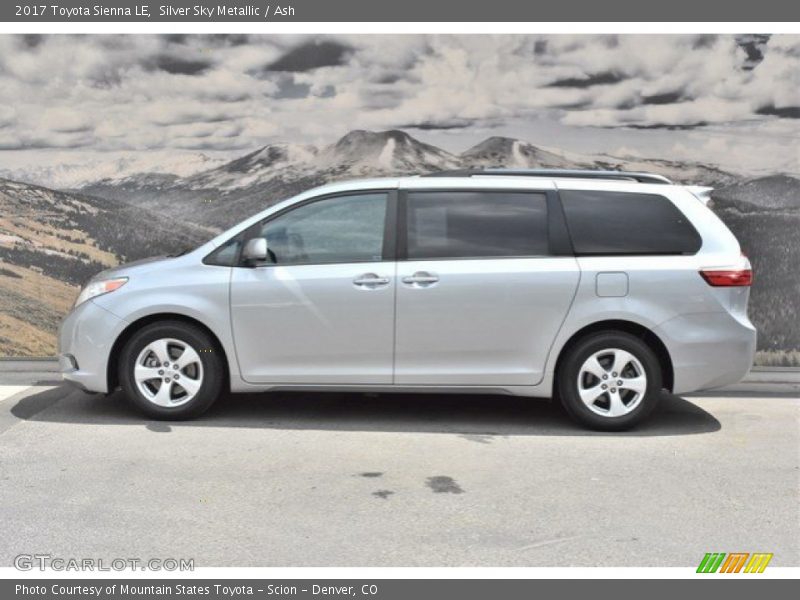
[107,313,230,392]
[553,319,674,392]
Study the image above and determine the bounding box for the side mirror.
[242,238,268,264]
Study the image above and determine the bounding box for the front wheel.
[557,331,663,431]
[119,321,224,420]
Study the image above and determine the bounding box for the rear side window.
[559,190,701,255]
[405,191,549,259]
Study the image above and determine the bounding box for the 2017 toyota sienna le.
[58,169,756,430]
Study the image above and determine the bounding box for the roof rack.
[422,168,672,185]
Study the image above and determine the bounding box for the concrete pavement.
[0,379,797,567]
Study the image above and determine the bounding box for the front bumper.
[655,311,757,394]
[58,300,128,394]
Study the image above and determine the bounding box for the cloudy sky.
[0,33,798,183]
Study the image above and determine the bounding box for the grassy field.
[0,176,212,357]
[0,260,77,356]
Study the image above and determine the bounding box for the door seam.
[391,261,398,384]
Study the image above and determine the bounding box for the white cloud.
[0,34,796,174]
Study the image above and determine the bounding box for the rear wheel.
[557,331,662,431]
[119,321,224,420]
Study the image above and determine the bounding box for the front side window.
[560,190,702,255]
[252,192,388,266]
[405,191,549,260]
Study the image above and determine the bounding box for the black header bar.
[2,0,799,22]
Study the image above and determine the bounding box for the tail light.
[699,268,753,287]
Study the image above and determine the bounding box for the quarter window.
[203,236,242,267]
[405,191,549,260]
[253,192,388,265]
[560,190,702,255]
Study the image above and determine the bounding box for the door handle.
[402,271,439,287]
[353,273,390,288]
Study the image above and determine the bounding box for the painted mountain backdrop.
[1,130,798,364]
[78,130,741,229]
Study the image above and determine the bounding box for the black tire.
[119,321,224,420]
[557,331,663,431]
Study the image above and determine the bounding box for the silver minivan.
[59,169,756,430]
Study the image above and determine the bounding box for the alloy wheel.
[576,348,647,417]
[134,338,204,407]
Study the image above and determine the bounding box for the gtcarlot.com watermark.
[14,554,194,572]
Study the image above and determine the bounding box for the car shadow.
[9,383,722,437]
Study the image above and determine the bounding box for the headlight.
[74,277,128,307]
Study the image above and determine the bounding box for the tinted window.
[560,190,701,255]
[253,192,387,265]
[203,236,242,266]
[406,191,548,259]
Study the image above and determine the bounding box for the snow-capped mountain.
[319,129,461,173]
[461,137,584,170]
[183,129,460,192]
[79,130,468,227]
[183,143,320,192]
[0,151,229,190]
[459,136,738,187]
[76,129,743,229]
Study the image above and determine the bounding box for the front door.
[230,191,396,384]
[394,189,580,386]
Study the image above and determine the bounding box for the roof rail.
[422,168,673,185]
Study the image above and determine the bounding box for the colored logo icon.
[697,553,773,573]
